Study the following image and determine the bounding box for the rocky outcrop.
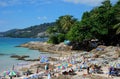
[90,45,120,58]
[20,42,72,55]
[10,55,41,61]
[20,42,120,60]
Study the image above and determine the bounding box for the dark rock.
[15,46,21,47]
[0,53,6,56]
[10,55,30,60]
[17,58,25,60]
[25,59,39,61]
[10,55,20,58]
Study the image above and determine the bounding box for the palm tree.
[113,0,120,34]
[113,22,120,34]
[56,15,77,33]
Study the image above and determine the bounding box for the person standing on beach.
[82,56,85,64]
[87,66,90,74]
[36,67,39,73]
[108,66,113,78]
[45,64,49,73]
[45,64,47,70]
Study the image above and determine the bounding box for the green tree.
[67,22,92,42]
[113,0,120,34]
[88,0,115,40]
[47,34,58,44]
[46,26,57,34]
[56,15,77,33]
[57,34,65,43]
[114,23,120,34]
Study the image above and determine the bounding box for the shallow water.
[0,37,47,72]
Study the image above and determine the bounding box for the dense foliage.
[47,0,120,45]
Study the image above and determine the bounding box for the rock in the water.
[10,55,30,60]
[25,59,39,61]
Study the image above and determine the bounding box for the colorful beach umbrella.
[68,64,72,67]
[40,55,48,63]
[3,71,10,76]
[9,70,16,76]
[116,63,120,68]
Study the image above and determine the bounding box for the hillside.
[0,22,55,38]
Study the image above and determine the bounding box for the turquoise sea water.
[0,37,47,73]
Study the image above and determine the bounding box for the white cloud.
[63,0,110,6]
[37,16,47,20]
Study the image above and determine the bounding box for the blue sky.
[0,0,118,32]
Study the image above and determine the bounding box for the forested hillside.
[0,22,55,38]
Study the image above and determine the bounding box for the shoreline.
[1,41,120,79]
[4,52,120,79]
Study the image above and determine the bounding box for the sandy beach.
[1,42,120,79]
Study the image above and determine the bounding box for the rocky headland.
[20,41,74,55]
[20,42,120,56]
[19,41,120,64]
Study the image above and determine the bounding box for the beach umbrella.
[8,70,17,79]
[61,66,65,70]
[57,66,61,70]
[68,64,72,67]
[3,71,10,76]
[116,63,120,68]
[40,55,48,63]
[9,70,16,76]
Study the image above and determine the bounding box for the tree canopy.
[47,0,120,45]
